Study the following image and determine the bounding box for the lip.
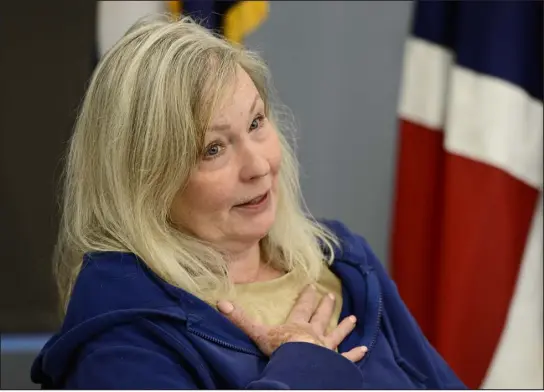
[233,191,270,211]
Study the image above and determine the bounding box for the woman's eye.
[204,143,223,159]
[249,115,265,131]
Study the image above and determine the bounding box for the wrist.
[286,334,325,347]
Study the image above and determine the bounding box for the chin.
[235,204,277,242]
[248,209,277,239]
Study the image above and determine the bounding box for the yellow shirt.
[232,265,343,335]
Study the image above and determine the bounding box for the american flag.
[391,1,543,389]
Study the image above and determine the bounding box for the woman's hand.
[217,284,367,362]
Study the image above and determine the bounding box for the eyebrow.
[209,93,260,132]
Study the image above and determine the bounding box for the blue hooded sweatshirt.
[31,220,466,389]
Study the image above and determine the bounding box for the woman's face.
[171,67,282,254]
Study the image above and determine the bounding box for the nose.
[238,143,270,182]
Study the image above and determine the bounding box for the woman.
[31,15,466,389]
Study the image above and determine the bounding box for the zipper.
[357,293,383,368]
[367,293,383,352]
[356,261,383,364]
[188,328,262,356]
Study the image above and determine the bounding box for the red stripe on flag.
[390,119,445,343]
[434,152,539,388]
[391,119,539,388]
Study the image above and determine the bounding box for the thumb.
[217,300,265,341]
[217,300,235,315]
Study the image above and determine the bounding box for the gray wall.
[1,2,413,389]
[1,352,39,389]
[246,1,413,265]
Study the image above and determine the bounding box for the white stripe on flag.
[398,38,453,130]
[96,1,167,58]
[398,37,543,189]
[445,68,543,189]
[482,196,543,389]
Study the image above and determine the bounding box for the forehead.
[211,68,261,121]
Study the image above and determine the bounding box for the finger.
[341,346,368,363]
[325,315,357,349]
[287,284,318,323]
[217,300,266,341]
[309,292,336,335]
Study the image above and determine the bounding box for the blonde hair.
[55,14,338,310]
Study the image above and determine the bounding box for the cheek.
[268,131,282,175]
[172,175,234,227]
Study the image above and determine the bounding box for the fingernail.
[361,346,368,353]
[328,293,335,301]
[217,300,234,314]
[349,315,357,323]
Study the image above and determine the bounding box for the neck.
[227,242,283,284]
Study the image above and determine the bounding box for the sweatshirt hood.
[30,252,187,387]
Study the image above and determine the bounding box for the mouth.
[234,191,270,208]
